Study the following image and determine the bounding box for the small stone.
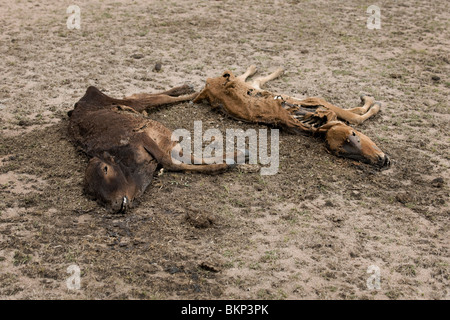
[166,266,181,274]
[18,120,31,127]
[431,177,444,188]
[423,99,437,107]
[199,261,221,273]
[325,200,334,207]
[153,62,162,72]
[350,190,361,199]
[396,193,412,204]
[131,53,144,59]
[390,73,402,79]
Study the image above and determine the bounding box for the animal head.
[320,122,390,167]
[84,153,136,213]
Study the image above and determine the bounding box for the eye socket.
[103,166,108,174]
[346,133,360,144]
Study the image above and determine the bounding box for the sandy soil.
[0,0,448,300]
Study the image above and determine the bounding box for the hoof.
[275,67,285,74]
[225,158,236,168]
[187,83,195,91]
[181,83,195,94]
[248,65,258,73]
[370,101,382,112]
[372,101,382,107]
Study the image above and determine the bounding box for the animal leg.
[334,100,381,125]
[141,135,232,175]
[171,144,248,165]
[250,67,284,90]
[155,84,196,97]
[161,151,233,174]
[296,97,381,125]
[143,93,198,105]
[74,86,197,119]
[353,101,382,124]
[237,65,258,82]
[124,92,198,113]
[191,150,248,165]
[346,95,375,115]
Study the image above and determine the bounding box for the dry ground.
[0,0,448,299]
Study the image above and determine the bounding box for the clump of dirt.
[185,209,215,229]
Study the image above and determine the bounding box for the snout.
[376,154,390,168]
[108,196,130,214]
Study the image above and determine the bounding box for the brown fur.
[68,85,239,213]
[193,65,390,167]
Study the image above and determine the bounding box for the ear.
[88,156,101,164]
[222,70,237,83]
[222,70,234,78]
[102,151,116,164]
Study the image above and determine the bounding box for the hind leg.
[158,84,195,97]
[342,95,382,124]
[336,101,382,125]
[346,95,375,115]
[171,144,248,165]
[296,96,381,125]
[123,92,198,113]
[250,67,284,90]
[141,134,235,175]
[359,101,381,122]
[125,84,196,100]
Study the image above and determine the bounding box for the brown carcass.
[193,65,390,167]
[68,85,241,213]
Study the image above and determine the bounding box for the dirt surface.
[0,0,448,300]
